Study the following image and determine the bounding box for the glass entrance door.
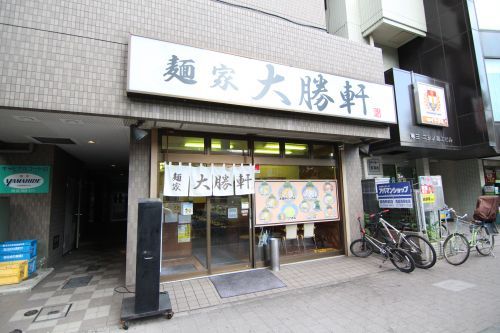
[209,195,251,273]
[161,194,250,280]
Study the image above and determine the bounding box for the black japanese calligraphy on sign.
[236,173,252,190]
[163,55,197,84]
[339,81,369,114]
[211,64,238,91]
[253,64,291,106]
[193,174,210,190]
[300,74,334,111]
[214,175,233,191]
[172,172,182,192]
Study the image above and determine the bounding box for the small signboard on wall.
[0,165,50,194]
[254,180,339,226]
[376,182,413,209]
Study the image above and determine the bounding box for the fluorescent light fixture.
[285,144,307,150]
[184,142,204,148]
[254,149,279,154]
[88,140,96,144]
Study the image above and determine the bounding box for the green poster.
[0,165,51,194]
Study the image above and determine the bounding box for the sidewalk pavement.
[2,245,500,332]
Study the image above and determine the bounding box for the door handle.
[144,256,154,260]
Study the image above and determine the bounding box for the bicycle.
[442,208,495,265]
[350,217,416,273]
[368,210,437,269]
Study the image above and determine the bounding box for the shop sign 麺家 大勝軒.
[127,35,397,124]
[0,165,50,194]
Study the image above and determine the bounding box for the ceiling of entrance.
[0,109,130,169]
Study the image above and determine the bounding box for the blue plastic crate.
[0,252,36,262]
[28,256,37,275]
[0,245,35,255]
[0,240,37,256]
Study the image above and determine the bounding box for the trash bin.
[269,238,280,272]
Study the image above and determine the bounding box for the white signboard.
[233,165,255,195]
[163,163,190,197]
[128,35,397,124]
[414,82,449,127]
[190,165,213,197]
[163,163,255,197]
[367,158,382,175]
[212,165,234,196]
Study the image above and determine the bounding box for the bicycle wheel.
[389,248,415,273]
[443,233,470,265]
[400,234,437,269]
[350,238,373,257]
[476,226,495,256]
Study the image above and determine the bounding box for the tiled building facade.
[3,0,496,287]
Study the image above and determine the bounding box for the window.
[311,144,335,159]
[284,143,309,157]
[485,59,500,121]
[211,138,249,155]
[475,0,500,30]
[163,136,205,152]
[254,141,280,156]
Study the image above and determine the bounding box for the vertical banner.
[163,163,190,196]
[234,164,255,195]
[190,165,213,196]
[212,165,234,196]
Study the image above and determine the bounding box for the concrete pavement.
[123,250,500,332]
[2,245,500,332]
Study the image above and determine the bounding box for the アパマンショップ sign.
[127,35,397,124]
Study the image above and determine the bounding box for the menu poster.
[255,180,339,226]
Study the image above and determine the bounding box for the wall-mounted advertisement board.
[376,182,413,209]
[414,82,449,127]
[254,180,339,226]
[0,165,50,194]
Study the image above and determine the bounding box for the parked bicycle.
[367,210,437,269]
[442,208,495,265]
[350,217,415,273]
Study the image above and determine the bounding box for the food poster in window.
[177,224,191,243]
[254,180,339,226]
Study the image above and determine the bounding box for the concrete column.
[415,158,430,176]
[126,129,151,286]
[340,144,364,253]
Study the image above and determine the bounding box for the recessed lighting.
[60,119,84,125]
[111,164,116,167]
[13,115,40,122]
[88,140,96,144]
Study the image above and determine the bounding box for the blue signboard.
[376,182,413,209]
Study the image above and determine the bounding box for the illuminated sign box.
[414,82,449,127]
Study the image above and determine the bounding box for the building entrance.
[161,194,251,280]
